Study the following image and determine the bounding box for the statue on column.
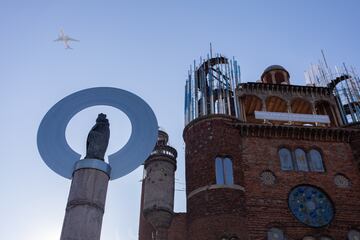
[85,113,110,161]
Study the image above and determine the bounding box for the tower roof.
[261,65,290,79]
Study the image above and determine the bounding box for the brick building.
[139,54,360,240]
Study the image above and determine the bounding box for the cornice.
[237,82,331,97]
[231,123,357,143]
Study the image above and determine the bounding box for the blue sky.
[1,1,360,239]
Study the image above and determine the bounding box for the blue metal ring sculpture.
[37,87,158,180]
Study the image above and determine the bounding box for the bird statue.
[85,113,110,161]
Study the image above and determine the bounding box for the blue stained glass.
[223,158,234,184]
[215,157,234,185]
[288,185,334,227]
[279,148,293,170]
[215,157,224,184]
[295,148,309,171]
[309,149,325,172]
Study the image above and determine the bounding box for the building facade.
[139,54,360,240]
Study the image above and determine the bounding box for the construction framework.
[184,48,241,125]
[304,50,360,125]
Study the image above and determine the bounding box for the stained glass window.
[279,148,293,170]
[288,185,334,227]
[295,148,309,171]
[347,229,360,240]
[215,157,234,185]
[267,228,285,240]
[308,149,325,172]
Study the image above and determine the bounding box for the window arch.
[348,229,360,240]
[267,228,285,240]
[320,236,333,240]
[303,236,316,240]
[308,149,325,172]
[215,157,234,185]
[295,148,309,171]
[279,148,293,170]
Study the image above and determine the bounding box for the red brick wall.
[139,115,360,239]
[182,115,360,240]
[168,213,187,240]
[242,137,360,239]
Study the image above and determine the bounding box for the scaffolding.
[184,48,241,125]
[304,51,360,125]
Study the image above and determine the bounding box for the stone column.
[271,72,276,84]
[262,98,267,123]
[287,101,293,125]
[282,72,288,84]
[60,159,111,240]
[311,101,318,126]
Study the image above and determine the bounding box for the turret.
[184,54,242,125]
[142,130,177,240]
[261,65,290,84]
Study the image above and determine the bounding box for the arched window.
[267,228,285,240]
[303,236,316,240]
[295,148,309,171]
[279,148,293,170]
[308,149,325,172]
[348,229,360,240]
[215,157,234,185]
[320,236,333,240]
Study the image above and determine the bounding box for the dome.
[261,64,290,83]
[263,64,287,73]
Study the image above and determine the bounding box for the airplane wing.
[67,37,79,42]
[54,37,63,42]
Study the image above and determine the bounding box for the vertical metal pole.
[194,60,198,118]
[321,49,333,81]
[233,58,238,86]
[189,66,193,122]
[231,59,240,118]
[201,58,207,116]
[225,61,231,115]
[218,56,225,114]
[334,86,348,125]
[184,81,188,125]
[215,55,221,114]
[207,54,214,115]
[209,61,215,114]
[344,63,360,121]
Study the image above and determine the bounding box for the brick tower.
[139,52,360,240]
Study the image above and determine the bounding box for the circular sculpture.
[334,174,351,188]
[37,87,158,180]
[260,170,276,185]
[288,185,334,227]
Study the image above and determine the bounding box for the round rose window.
[288,185,334,227]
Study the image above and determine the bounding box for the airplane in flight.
[54,29,79,49]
